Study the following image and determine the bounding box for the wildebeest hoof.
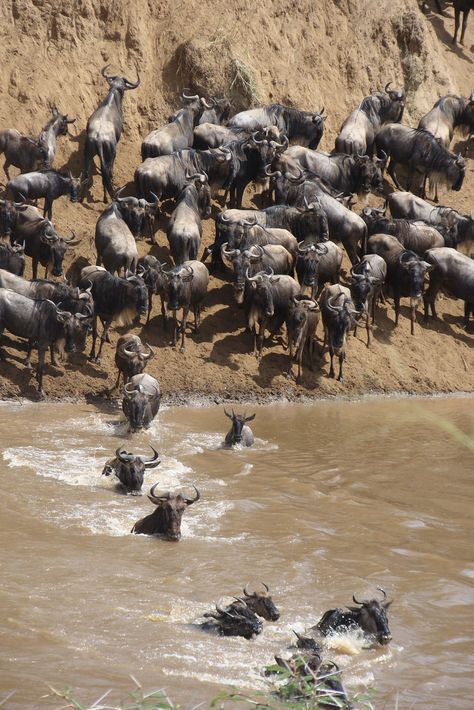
[179,346,185,353]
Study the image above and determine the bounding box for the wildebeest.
[221,243,294,304]
[79,265,148,361]
[7,170,84,220]
[95,201,138,275]
[367,234,433,334]
[418,94,474,149]
[135,146,232,201]
[84,65,140,201]
[245,269,301,359]
[287,296,320,382]
[0,287,92,394]
[374,124,466,195]
[295,241,343,298]
[423,247,474,327]
[284,146,385,195]
[313,589,392,646]
[102,445,160,495]
[223,409,256,447]
[0,242,25,276]
[131,483,200,540]
[452,0,474,44]
[320,284,358,381]
[137,255,169,325]
[0,269,93,314]
[193,123,240,150]
[199,96,231,125]
[202,601,263,639]
[0,129,48,179]
[122,373,161,432]
[361,207,445,255]
[228,223,298,260]
[335,83,405,156]
[236,584,280,621]
[0,197,27,239]
[12,205,79,279]
[349,255,387,347]
[165,260,209,351]
[141,91,213,159]
[39,106,76,168]
[387,191,474,249]
[113,188,159,240]
[167,173,211,264]
[113,334,154,390]
[228,103,326,149]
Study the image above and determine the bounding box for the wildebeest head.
[349,589,392,645]
[350,265,382,314]
[361,205,386,228]
[102,445,160,495]
[131,483,200,541]
[124,273,149,316]
[354,153,386,194]
[381,81,406,122]
[101,64,140,95]
[248,130,289,177]
[64,172,86,203]
[181,89,215,119]
[224,408,256,443]
[204,602,263,639]
[123,378,160,432]
[399,250,433,303]
[40,225,80,277]
[186,172,212,217]
[241,583,280,621]
[116,336,154,380]
[325,295,358,351]
[51,105,77,136]
[55,303,93,355]
[296,241,328,289]
[0,198,27,238]
[137,256,168,296]
[293,630,323,654]
[296,197,329,242]
[448,153,466,192]
[246,269,280,317]
[165,264,194,311]
[221,243,263,303]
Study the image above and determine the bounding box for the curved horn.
[315,243,328,256]
[251,131,265,145]
[101,64,114,80]
[182,88,199,101]
[271,135,289,150]
[261,582,269,593]
[124,71,140,89]
[140,342,155,360]
[297,240,311,254]
[245,268,260,283]
[384,82,392,93]
[148,483,170,503]
[326,295,342,313]
[248,244,264,261]
[221,242,238,259]
[124,381,136,397]
[224,408,233,419]
[377,587,387,600]
[241,216,258,226]
[352,593,364,605]
[184,486,200,505]
[243,585,254,597]
[115,446,132,463]
[265,165,282,178]
[143,446,160,468]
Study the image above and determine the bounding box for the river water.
[0,395,473,709]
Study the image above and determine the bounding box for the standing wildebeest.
[113,334,154,390]
[452,0,474,44]
[423,247,474,326]
[361,207,445,255]
[79,265,148,361]
[320,284,358,381]
[137,255,169,325]
[221,243,294,304]
[0,288,92,394]
[113,188,159,241]
[335,83,405,155]
[312,589,392,646]
[122,373,161,432]
[245,270,301,359]
[141,91,214,159]
[135,146,232,201]
[295,241,343,298]
[199,97,232,125]
[284,146,386,195]
[6,170,84,220]
[367,234,433,334]
[387,191,474,249]
[39,106,76,169]
[375,124,466,195]
[0,242,25,276]
[165,261,209,351]
[223,409,256,447]
[84,65,140,201]
[95,201,138,275]
[286,296,320,382]
[228,103,326,149]
[228,223,298,259]
[167,173,211,264]
[102,445,160,495]
[0,129,48,180]
[131,483,200,540]
[0,197,27,239]
[349,255,387,347]
[0,270,93,314]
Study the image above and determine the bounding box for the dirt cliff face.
[0,0,473,401]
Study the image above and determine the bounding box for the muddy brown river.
[0,395,473,708]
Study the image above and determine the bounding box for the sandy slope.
[0,0,472,401]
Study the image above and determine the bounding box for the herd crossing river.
[0,394,473,708]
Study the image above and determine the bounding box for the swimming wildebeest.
[312,589,392,646]
[223,409,256,447]
[102,445,160,495]
[201,601,263,639]
[122,373,161,432]
[131,483,200,540]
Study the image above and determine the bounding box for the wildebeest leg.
[461,8,470,44]
[410,305,416,335]
[44,264,49,279]
[286,341,294,379]
[25,340,34,369]
[453,7,460,43]
[3,161,11,181]
[337,350,345,381]
[194,304,201,333]
[50,345,59,366]
[88,315,99,361]
[423,280,439,320]
[96,319,110,360]
[36,347,47,396]
[366,311,372,348]
[170,309,178,347]
[256,321,265,360]
[387,160,403,191]
[145,294,153,325]
[394,294,400,326]
[43,198,53,221]
[32,258,39,280]
[180,306,190,352]
[160,296,168,330]
[464,301,473,327]
[328,345,335,378]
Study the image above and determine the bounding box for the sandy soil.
[0,0,473,402]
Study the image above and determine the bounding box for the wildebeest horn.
[79,285,93,300]
[265,164,282,177]
[184,486,200,505]
[248,244,264,261]
[384,82,392,92]
[148,483,170,503]
[243,585,254,597]
[124,71,140,89]
[245,268,261,282]
[142,446,160,468]
[12,240,25,253]
[122,345,137,358]
[224,408,233,419]
[241,216,257,226]
[221,242,238,259]
[182,88,199,100]
[352,593,363,605]
[297,240,311,254]
[140,342,154,360]
[200,97,214,109]
[116,446,134,463]
[63,230,80,244]
[124,381,136,397]
[271,135,289,149]
[101,64,114,80]
[326,295,343,313]
[320,106,325,115]
[251,131,266,144]
[114,186,134,203]
[377,587,387,600]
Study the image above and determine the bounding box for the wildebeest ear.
[245,414,256,422]
[383,601,392,609]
